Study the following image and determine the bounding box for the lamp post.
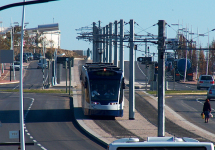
[19,0,26,149]
[206,28,210,75]
[0,21,2,33]
[198,33,209,76]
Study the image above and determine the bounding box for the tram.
[108,137,214,150]
[80,63,125,117]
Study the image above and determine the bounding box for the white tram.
[80,63,125,117]
[108,137,214,150]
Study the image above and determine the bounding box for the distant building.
[26,27,61,49]
[0,23,61,49]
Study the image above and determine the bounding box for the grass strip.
[1,89,70,94]
[147,90,207,95]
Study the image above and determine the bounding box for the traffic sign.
[9,131,19,139]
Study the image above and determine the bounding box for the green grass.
[1,89,71,94]
[147,90,207,95]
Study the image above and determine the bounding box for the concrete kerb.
[72,90,109,148]
[0,81,19,85]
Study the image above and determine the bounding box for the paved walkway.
[0,62,30,85]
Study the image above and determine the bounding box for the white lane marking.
[13,85,19,90]
[22,97,47,150]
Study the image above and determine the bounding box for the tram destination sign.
[94,70,116,76]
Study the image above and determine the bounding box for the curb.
[71,92,108,148]
[0,81,19,85]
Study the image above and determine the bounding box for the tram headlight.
[110,102,117,105]
[91,102,100,105]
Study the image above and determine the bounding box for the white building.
[0,23,61,49]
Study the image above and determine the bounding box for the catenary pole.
[129,19,135,120]
[93,22,96,62]
[106,25,109,63]
[109,22,112,63]
[157,20,166,137]
[103,27,106,63]
[184,25,188,82]
[120,19,124,75]
[98,20,101,62]
[114,20,118,66]
[19,0,26,149]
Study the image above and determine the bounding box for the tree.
[209,41,215,75]
[176,34,186,59]
[0,35,10,50]
[198,49,206,75]
[45,49,54,59]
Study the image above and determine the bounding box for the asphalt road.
[0,60,106,150]
[166,95,215,135]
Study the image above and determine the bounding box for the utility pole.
[129,19,135,120]
[157,20,166,137]
[114,20,118,66]
[109,22,112,63]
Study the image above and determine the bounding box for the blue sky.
[1,0,215,60]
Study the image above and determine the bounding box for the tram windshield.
[90,79,120,101]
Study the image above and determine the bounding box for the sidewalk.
[0,63,29,85]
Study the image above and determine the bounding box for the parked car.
[25,52,33,60]
[197,75,214,90]
[33,53,42,60]
[10,61,20,71]
[37,58,48,69]
[207,85,215,100]
[15,53,28,63]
